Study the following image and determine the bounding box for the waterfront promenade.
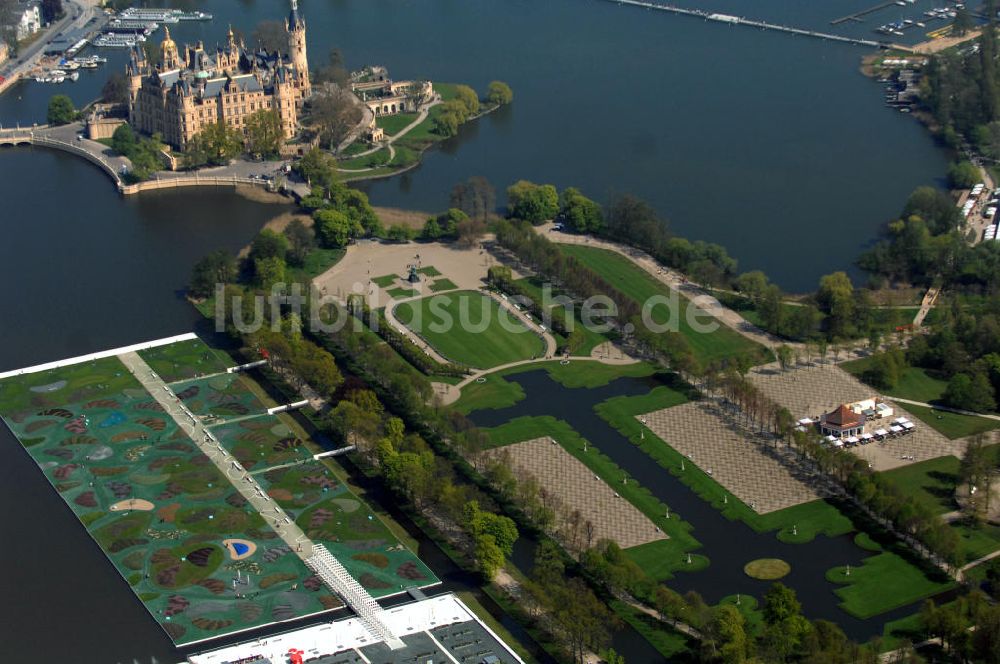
[0,122,310,197]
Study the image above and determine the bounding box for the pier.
[607,0,885,48]
[831,1,898,26]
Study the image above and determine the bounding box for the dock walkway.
[604,0,884,48]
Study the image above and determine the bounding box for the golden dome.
[160,26,177,54]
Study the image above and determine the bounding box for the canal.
[468,370,953,642]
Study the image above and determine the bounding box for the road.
[1,0,100,83]
[886,395,1000,422]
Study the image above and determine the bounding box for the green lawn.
[609,600,698,660]
[417,265,442,277]
[512,277,608,356]
[880,456,1000,562]
[826,552,954,619]
[375,112,419,136]
[881,456,960,516]
[429,278,458,292]
[387,286,418,299]
[452,359,659,415]
[287,247,345,283]
[558,246,769,367]
[338,148,390,170]
[842,359,949,404]
[372,273,399,288]
[900,403,1000,440]
[393,291,545,368]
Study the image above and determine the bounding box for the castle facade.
[127,1,310,149]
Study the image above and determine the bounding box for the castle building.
[127,0,310,150]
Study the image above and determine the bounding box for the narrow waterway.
[468,370,952,642]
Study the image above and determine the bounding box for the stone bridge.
[0,124,306,198]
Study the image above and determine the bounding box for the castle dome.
[160,26,176,54]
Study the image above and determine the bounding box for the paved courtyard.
[748,363,964,471]
[640,402,820,513]
[488,437,666,550]
[313,240,519,307]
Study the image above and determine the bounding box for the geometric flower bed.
[0,339,437,645]
[256,462,437,597]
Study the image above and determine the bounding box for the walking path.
[886,396,1000,422]
[337,96,442,170]
[913,287,939,327]
[118,351,405,649]
[536,224,795,352]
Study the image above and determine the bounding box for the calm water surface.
[0,0,960,660]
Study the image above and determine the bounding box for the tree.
[245,110,284,159]
[47,95,76,125]
[41,0,62,23]
[944,372,996,412]
[189,250,236,298]
[313,208,361,248]
[313,48,349,88]
[762,582,801,625]
[110,123,137,156]
[254,256,286,289]
[187,121,242,166]
[101,72,129,105]
[432,104,462,137]
[487,80,513,106]
[473,534,504,579]
[558,187,603,233]
[296,148,340,190]
[817,271,855,339]
[948,161,981,189]
[507,180,559,224]
[450,177,495,221]
[454,84,480,117]
[251,19,286,53]
[385,225,413,243]
[308,86,363,150]
[284,218,315,267]
[250,229,289,263]
[705,604,750,664]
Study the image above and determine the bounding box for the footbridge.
[605,0,886,48]
[0,125,126,189]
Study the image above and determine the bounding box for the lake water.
[0,0,959,660]
[0,0,950,290]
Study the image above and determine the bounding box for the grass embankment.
[880,455,1000,561]
[452,360,657,414]
[393,291,545,369]
[827,550,954,619]
[482,412,707,580]
[376,112,420,136]
[558,245,770,367]
[597,390,854,545]
[511,277,608,356]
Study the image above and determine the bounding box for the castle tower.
[126,46,144,104]
[160,26,179,70]
[286,0,310,98]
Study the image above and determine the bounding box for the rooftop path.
[118,350,404,648]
